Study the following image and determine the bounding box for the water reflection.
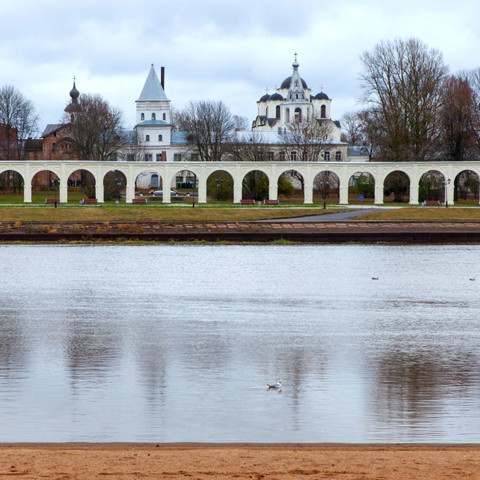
[0,244,479,441]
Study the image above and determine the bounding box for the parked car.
[151,189,180,196]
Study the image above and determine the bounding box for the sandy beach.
[0,443,479,479]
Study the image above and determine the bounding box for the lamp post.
[323,181,329,209]
[445,177,451,208]
[52,178,58,208]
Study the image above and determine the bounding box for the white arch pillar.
[339,181,349,205]
[374,183,384,205]
[233,178,242,203]
[409,183,419,205]
[268,179,278,201]
[447,180,455,206]
[96,181,104,203]
[24,183,32,203]
[198,176,207,203]
[126,182,135,203]
[59,180,68,203]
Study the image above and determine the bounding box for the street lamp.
[52,178,58,208]
[445,177,451,208]
[323,181,329,209]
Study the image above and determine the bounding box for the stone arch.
[67,168,97,202]
[207,169,234,202]
[277,169,303,203]
[453,170,480,203]
[419,170,446,203]
[242,169,269,201]
[294,107,302,122]
[383,170,411,203]
[104,169,127,203]
[135,170,163,190]
[31,169,60,204]
[0,169,24,203]
[348,171,375,203]
[313,170,340,205]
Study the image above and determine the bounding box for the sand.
[0,443,479,479]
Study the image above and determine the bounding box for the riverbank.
[1,443,479,479]
[2,219,480,243]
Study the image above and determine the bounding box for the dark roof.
[315,92,329,100]
[171,131,190,145]
[258,94,271,102]
[280,76,307,89]
[42,123,68,137]
[135,119,171,128]
[270,93,284,101]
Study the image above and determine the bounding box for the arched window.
[158,135,163,141]
[276,105,280,118]
[141,113,145,121]
[152,113,156,120]
[163,113,166,120]
[321,105,326,118]
[145,135,150,142]
[294,108,302,122]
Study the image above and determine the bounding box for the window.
[152,113,156,120]
[126,153,134,162]
[158,135,163,141]
[141,113,145,120]
[156,153,162,162]
[324,151,330,161]
[163,113,166,120]
[174,153,182,161]
[279,151,286,161]
[144,153,153,161]
[268,151,274,161]
[145,134,150,142]
[335,151,342,161]
[276,105,280,118]
[320,105,326,118]
[294,108,302,122]
[290,151,297,161]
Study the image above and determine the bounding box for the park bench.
[132,198,147,204]
[424,200,440,206]
[240,199,255,205]
[45,199,58,204]
[80,198,98,204]
[264,199,280,205]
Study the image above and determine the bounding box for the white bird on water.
[267,381,282,389]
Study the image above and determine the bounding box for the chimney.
[161,67,165,90]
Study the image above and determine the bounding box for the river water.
[0,244,479,443]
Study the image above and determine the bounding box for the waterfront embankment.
[2,219,480,243]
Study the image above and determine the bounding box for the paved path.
[260,208,386,222]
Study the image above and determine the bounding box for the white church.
[123,58,357,188]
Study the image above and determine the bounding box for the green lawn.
[358,207,480,221]
[0,206,345,222]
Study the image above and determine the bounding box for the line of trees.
[342,37,480,163]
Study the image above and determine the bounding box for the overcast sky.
[2,0,479,134]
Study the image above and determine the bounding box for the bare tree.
[360,37,448,161]
[176,100,235,161]
[0,85,38,159]
[341,111,364,146]
[439,75,477,160]
[228,131,270,162]
[466,68,480,153]
[66,93,123,161]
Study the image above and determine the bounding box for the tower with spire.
[134,64,172,161]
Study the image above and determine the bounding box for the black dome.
[258,93,271,102]
[315,92,329,100]
[280,76,307,89]
[270,93,284,101]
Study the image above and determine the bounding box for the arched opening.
[278,171,301,203]
[276,105,280,118]
[320,105,326,118]
[294,107,302,122]
[454,170,479,203]
[242,170,269,201]
[207,171,234,203]
[383,171,410,203]
[135,170,163,200]
[165,169,197,203]
[348,172,375,204]
[104,170,127,203]
[419,171,445,203]
[0,170,24,203]
[313,171,340,205]
[68,169,96,202]
[31,170,59,204]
